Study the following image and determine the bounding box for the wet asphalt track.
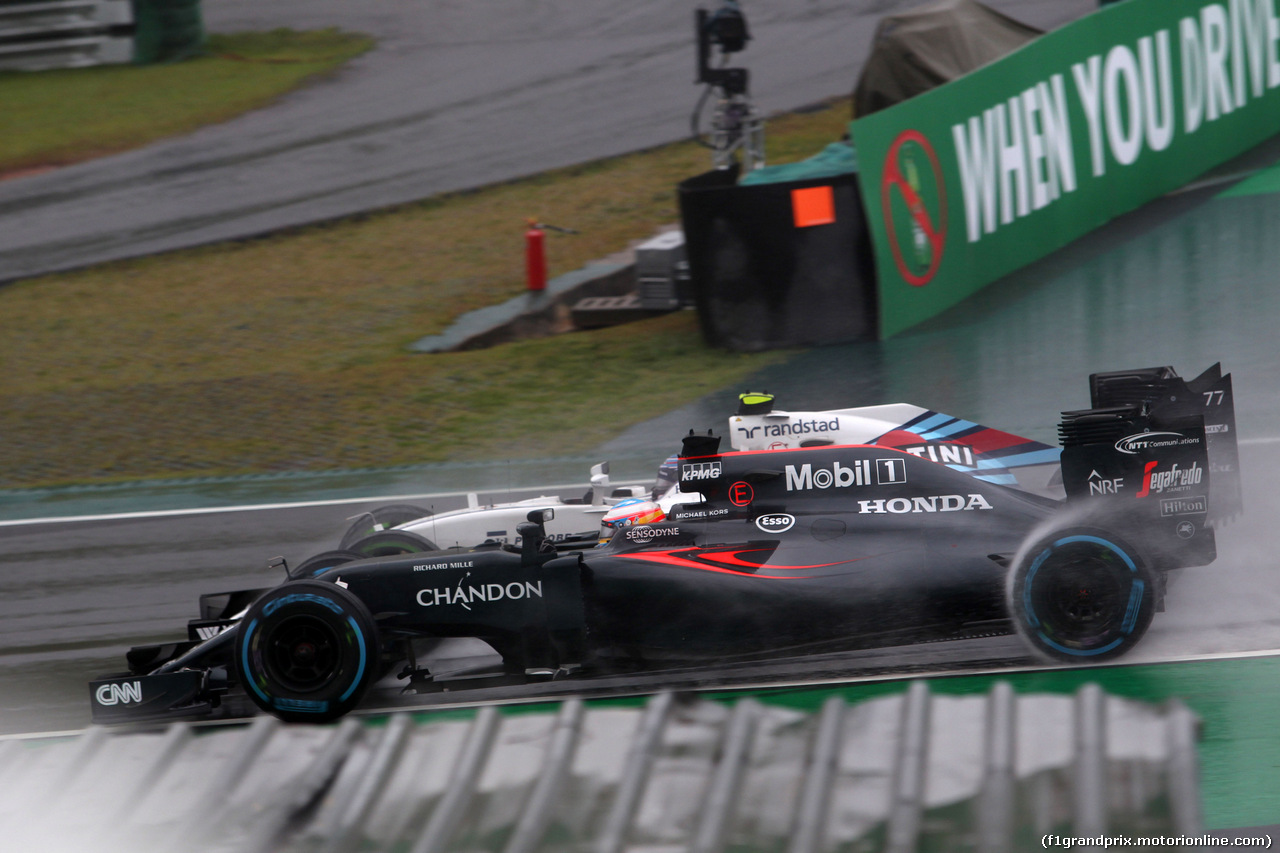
[0,0,1093,282]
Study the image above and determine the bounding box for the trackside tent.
[852,0,1042,117]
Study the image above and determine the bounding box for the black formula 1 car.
[90,365,1240,724]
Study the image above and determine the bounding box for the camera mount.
[692,2,765,172]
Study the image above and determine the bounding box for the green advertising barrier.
[852,0,1280,337]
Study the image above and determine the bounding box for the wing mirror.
[590,462,610,505]
[518,508,555,563]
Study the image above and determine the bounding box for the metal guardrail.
[0,0,133,71]
[0,682,1203,853]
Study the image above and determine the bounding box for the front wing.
[89,670,211,724]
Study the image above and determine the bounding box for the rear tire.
[1008,529,1155,662]
[235,580,378,723]
[346,529,437,558]
[290,549,364,579]
[339,505,430,550]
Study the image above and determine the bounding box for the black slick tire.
[235,580,378,723]
[345,529,437,557]
[1008,528,1156,662]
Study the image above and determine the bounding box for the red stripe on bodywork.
[616,552,802,578]
[871,429,928,449]
[698,548,776,568]
[957,429,1038,454]
[873,426,1034,455]
[616,548,859,579]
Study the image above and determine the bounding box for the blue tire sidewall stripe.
[340,615,367,702]
[1122,579,1146,635]
[241,618,271,704]
[1023,547,1052,629]
[1038,633,1126,657]
[241,595,370,713]
[1052,534,1136,572]
[1023,534,1142,657]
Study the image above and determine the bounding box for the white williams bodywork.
[730,403,938,451]
[400,492,622,550]
[396,464,639,549]
[729,399,1065,498]
[393,462,698,550]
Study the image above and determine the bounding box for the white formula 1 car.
[330,462,697,562]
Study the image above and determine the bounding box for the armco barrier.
[852,0,1280,337]
[0,0,133,70]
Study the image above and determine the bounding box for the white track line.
[0,483,588,528]
[708,645,1280,697]
[0,728,94,742]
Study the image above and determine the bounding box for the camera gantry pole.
[692,1,765,172]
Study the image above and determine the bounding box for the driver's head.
[653,454,680,500]
[599,498,666,544]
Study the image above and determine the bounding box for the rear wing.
[1057,364,1239,568]
[1086,364,1240,523]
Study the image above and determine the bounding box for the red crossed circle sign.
[880,129,947,287]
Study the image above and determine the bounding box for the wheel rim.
[264,615,342,692]
[1036,556,1124,642]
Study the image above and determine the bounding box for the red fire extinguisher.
[525,219,546,293]
[524,219,577,293]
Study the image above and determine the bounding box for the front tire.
[235,580,378,723]
[1008,529,1156,662]
[289,549,364,579]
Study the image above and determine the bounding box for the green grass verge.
[0,28,373,177]
[0,97,855,489]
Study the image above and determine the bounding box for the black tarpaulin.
[852,0,1042,117]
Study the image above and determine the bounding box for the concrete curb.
[408,261,635,353]
[408,225,682,353]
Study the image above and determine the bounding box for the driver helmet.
[599,498,666,544]
[652,454,680,501]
